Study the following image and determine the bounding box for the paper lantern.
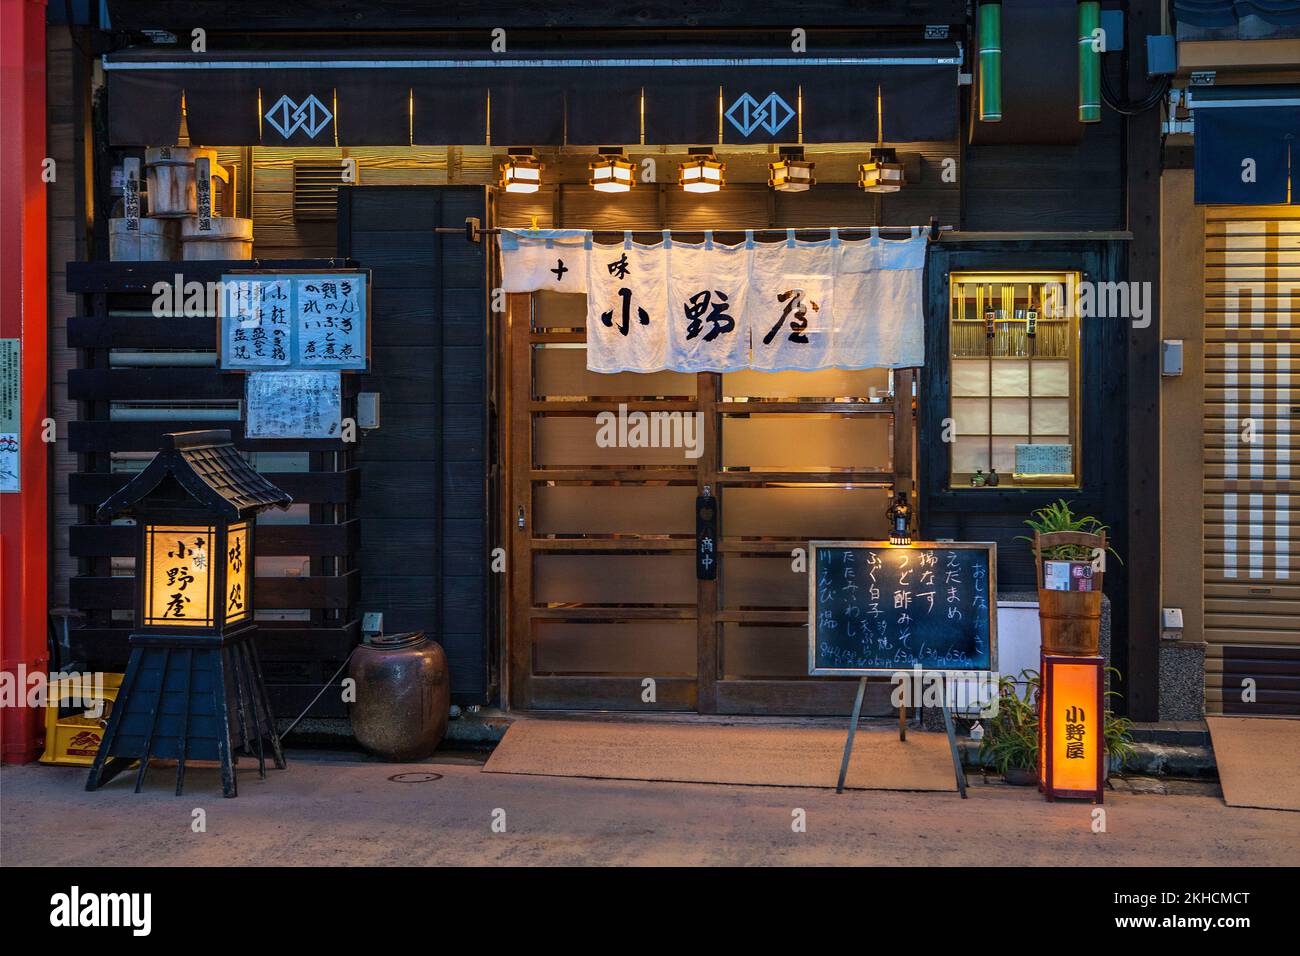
[679,152,725,193]
[589,152,635,193]
[769,150,815,192]
[858,147,905,193]
[1039,653,1105,802]
[500,152,542,194]
[87,430,292,797]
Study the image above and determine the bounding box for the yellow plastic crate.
[39,673,125,767]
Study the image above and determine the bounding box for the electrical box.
[1162,339,1184,376]
[358,392,381,429]
[1162,607,1184,629]
[1146,35,1177,77]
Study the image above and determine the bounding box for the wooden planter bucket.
[1034,530,1105,656]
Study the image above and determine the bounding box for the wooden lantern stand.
[86,628,285,798]
[84,430,292,798]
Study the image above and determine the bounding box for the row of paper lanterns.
[500,146,905,195]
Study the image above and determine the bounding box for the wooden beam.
[106,1,968,31]
[1124,0,1163,721]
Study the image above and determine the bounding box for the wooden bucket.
[1037,588,1102,655]
[145,146,224,218]
[109,217,178,261]
[180,216,253,260]
[1033,529,1105,656]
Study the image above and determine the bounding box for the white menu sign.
[245,370,343,439]
[221,271,367,371]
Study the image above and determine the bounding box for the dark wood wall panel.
[963,110,1125,231]
[343,185,489,705]
[918,240,1129,655]
[63,260,363,719]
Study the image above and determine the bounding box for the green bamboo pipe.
[1078,1,1101,123]
[977,1,1002,122]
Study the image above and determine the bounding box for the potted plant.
[1018,499,1121,655]
[980,671,1040,785]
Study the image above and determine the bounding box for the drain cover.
[387,772,443,783]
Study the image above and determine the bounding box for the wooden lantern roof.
[96,429,292,521]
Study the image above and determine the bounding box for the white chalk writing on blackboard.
[810,542,997,675]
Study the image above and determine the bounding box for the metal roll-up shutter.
[1203,205,1300,716]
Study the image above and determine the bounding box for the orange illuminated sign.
[225,522,251,624]
[1040,653,1105,802]
[142,524,216,627]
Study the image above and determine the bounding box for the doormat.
[1207,717,1300,812]
[483,718,957,792]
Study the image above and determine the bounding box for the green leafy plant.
[980,670,1040,774]
[1103,666,1137,769]
[1017,498,1123,565]
[980,666,1138,776]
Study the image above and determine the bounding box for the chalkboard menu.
[809,541,997,675]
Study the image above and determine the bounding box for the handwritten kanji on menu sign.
[245,370,343,439]
[225,278,291,368]
[808,541,997,676]
[220,272,367,372]
[296,277,364,367]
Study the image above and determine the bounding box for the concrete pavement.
[3,750,1297,866]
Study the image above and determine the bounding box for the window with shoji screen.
[948,272,1081,489]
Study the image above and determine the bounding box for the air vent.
[293,158,351,221]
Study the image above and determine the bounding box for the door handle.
[517,506,526,530]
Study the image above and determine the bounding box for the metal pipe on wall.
[1078,1,1102,123]
[978,1,1003,123]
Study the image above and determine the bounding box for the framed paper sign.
[220,271,368,371]
[245,370,343,439]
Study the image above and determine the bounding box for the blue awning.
[1191,92,1300,204]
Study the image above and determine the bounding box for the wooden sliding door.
[507,290,913,714]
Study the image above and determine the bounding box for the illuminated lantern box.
[1039,653,1105,803]
[85,430,292,798]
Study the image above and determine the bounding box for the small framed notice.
[1014,442,1073,478]
[245,370,343,439]
[0,339,20,492]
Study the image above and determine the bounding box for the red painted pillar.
[0,0,49,763]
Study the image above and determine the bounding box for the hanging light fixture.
[679,148,725,194]
[500,149,542,194]
[859,147,906,194]
[886,492,913,546]
[589,148,635,193]
[768,147,815,192]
